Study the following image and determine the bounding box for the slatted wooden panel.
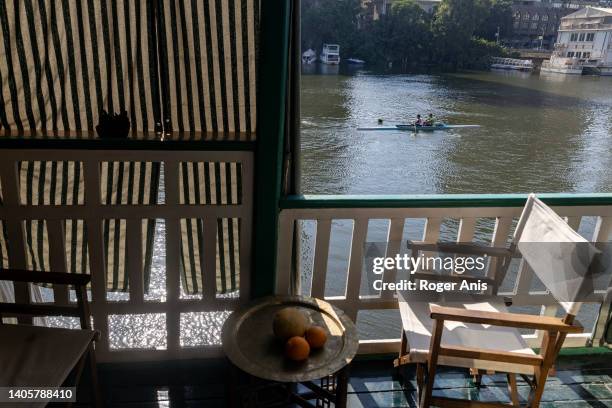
[277,206,612,354]
[0,149,253,362]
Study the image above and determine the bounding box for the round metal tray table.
[222,295,359,407]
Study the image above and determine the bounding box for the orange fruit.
[305,326,327,349]
[285,336,310,361]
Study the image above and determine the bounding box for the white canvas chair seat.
[398,293,536,375]
[0,324,96,390]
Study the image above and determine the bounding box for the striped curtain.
[0,1,257,295]
[158,0,257,294]
[0,0,260,134]
[179,162,242,294]
[157,0,258,138]
[0,0,161,131]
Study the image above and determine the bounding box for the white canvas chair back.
[513,194,599,316]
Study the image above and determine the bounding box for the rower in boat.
[424,113,435,126]
[413,114,423,127]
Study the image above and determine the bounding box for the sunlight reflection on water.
[42,167,235,349]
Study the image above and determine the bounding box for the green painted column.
[252,0,292,298]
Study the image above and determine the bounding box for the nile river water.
[299,67,612,339]
[301,68,612,195]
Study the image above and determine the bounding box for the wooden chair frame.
[415,305,581,408]
[0,269,103,407]
[394,241,584,408]
[406,241,516,295]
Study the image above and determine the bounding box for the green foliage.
[301,0,514,71]
[301,0,363,57]
[468,37,510,69]
[474,0,514,41]
[372,0,432,66]
[430,0,491,69]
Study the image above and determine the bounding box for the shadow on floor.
[67,353,612,407]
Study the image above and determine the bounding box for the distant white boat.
[540,7,612,76]
[302,48,317,64]
[540,58,584,75]
[490,57,534,71]
[320,44,340,65]
[347,58,365,65]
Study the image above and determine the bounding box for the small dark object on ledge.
[96,110,131,139]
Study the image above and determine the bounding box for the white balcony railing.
[276,195,612,354]
[0,146,253,362]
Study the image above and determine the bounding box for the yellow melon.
[272,307,309,340]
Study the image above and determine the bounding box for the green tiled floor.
[81,352,612,407]
[347,359,612,408]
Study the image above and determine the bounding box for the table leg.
[227,360,240,407]
[226,362,351,407]
[334,365,350,408]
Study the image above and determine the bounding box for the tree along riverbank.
[302,0,515,71]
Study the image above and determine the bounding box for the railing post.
[382,218,404,299]
[47,219,69,306]
[311,219,332,298]
[0,159,30,323]
[164,160,181,354]
[591,216,612,346]
[275,212,294,296]
[83,160,109,354]
[345,219,368,321]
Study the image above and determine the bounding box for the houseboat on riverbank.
[541,7,612,75]
[302,48,317,64]
[320,43,341,65]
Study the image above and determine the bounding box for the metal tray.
[222,295,358,383]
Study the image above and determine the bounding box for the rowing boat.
[357,124,480,131]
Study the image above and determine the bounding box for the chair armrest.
[0,303,81,317]
[429,305,583,333]
[0,269,90,286]
[407,241,513,258]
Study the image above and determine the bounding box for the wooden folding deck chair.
[395,194,598,408]
[0,269,102,407]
